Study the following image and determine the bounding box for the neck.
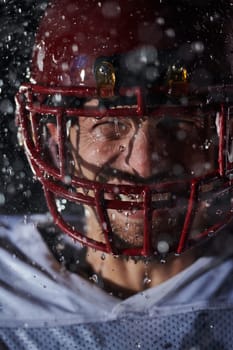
[86,248,197,298]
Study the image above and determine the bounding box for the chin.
[109,209,182,254]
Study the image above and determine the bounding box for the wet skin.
[69,109,217,251]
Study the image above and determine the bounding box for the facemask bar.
[42,172,233,256]
[16,83,233,257]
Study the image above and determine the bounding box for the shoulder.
[0,214,117,328]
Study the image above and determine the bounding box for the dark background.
[0,0,48,214]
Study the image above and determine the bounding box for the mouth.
[108,204,181,254]
[116,192,172,202]
[110,192,173,212]
[106,192,173,222]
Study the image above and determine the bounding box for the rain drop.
[102,222,107,230]
[64,175,71,184]
[90,274,99,283]
[124,222,130,231]
[192,41,205,53]
[113,186,119,194]
[156,17,165,25]
[72,44,79,52]
[176,130,187,141]
[157,240,169,254]
[101,1,121,18]
[0,193,5,206]
[143,276,152,286]
[165,28,175,38]
[216,209,223,215]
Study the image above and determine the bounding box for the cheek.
[165,127,216,176]
[83,141,122,164]
[175,136,216,176]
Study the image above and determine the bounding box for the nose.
[126,122,164,178]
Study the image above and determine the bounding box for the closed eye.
[92,118,131,141]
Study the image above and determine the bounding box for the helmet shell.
[31,0,172,87]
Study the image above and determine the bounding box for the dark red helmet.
[16,0,233,258]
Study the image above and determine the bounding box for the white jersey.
[1,214,233,349]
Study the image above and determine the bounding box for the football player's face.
[69,107,218,252]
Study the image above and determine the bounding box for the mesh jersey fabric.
[0,308,233,350]
[1,215,233,349]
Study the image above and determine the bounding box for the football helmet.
[16,0,233,258]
